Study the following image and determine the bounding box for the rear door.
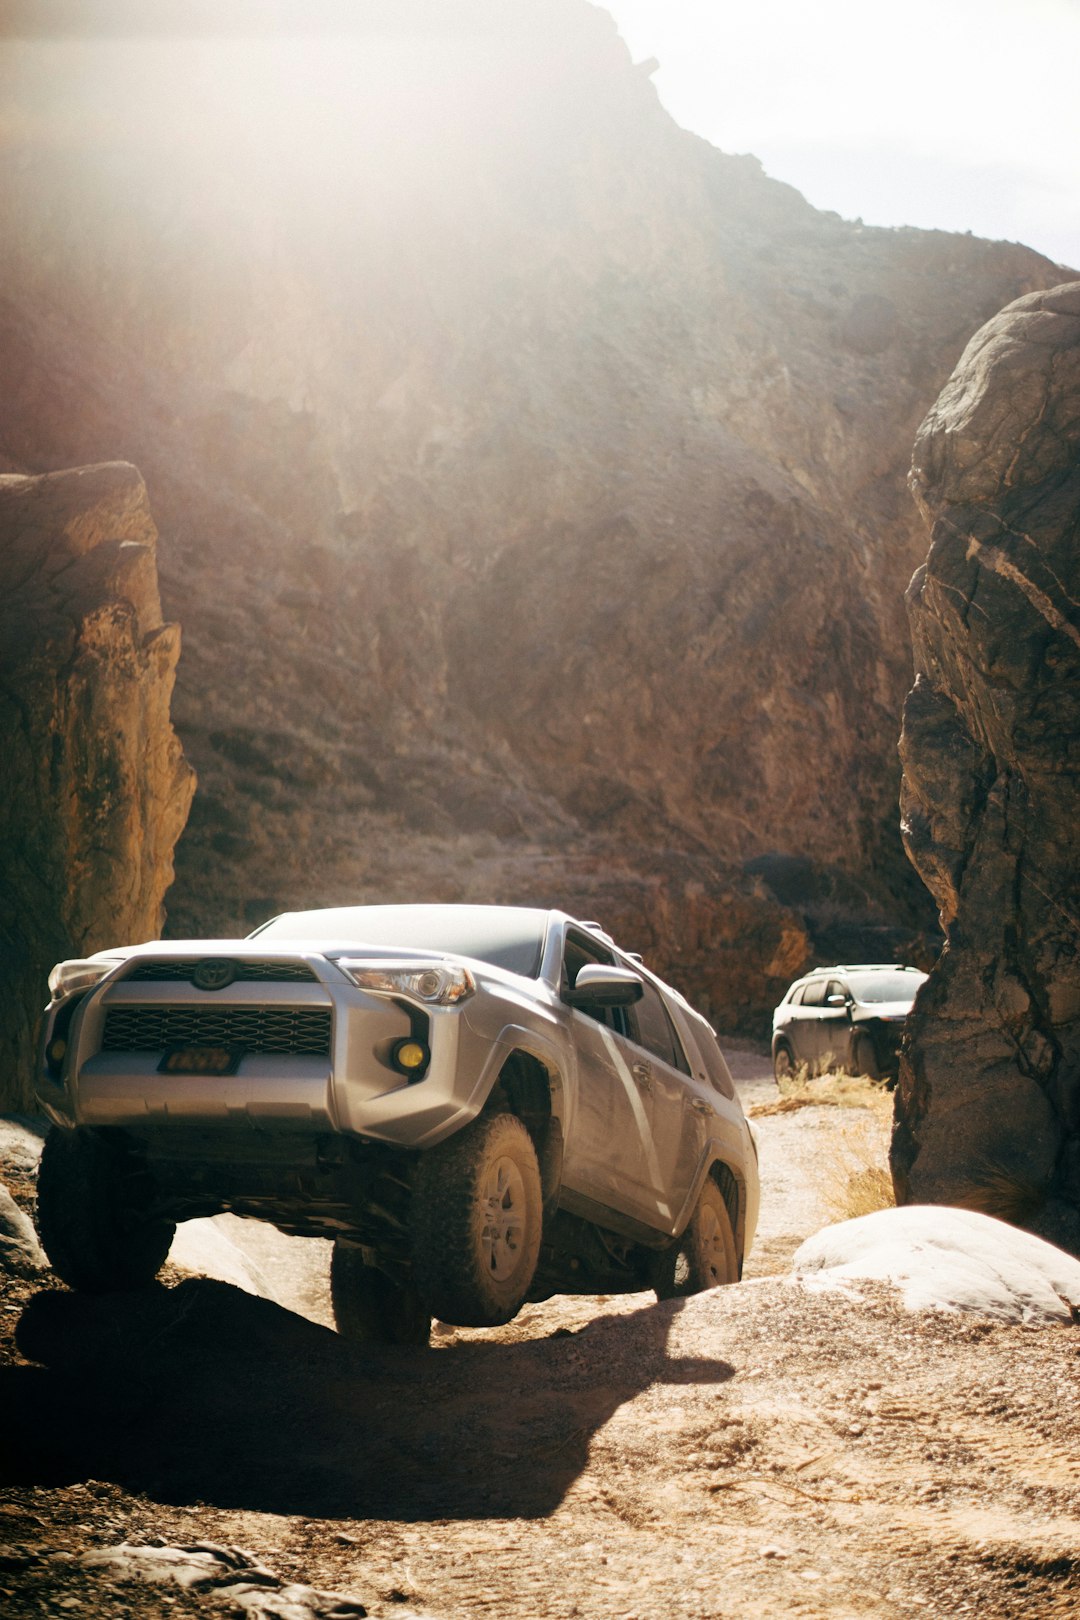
[614,975,704,1231]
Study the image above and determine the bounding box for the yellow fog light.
[393,1039,430,1075]
[47,1038,67,1065]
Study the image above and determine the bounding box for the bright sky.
[604,0,1080,270]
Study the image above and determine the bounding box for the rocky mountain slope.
[0,0,1071,1027]
[0,464,194,1110]
[894,282,1080,1251]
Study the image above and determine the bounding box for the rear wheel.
[411,1113,542,1327]
[330,1242,431,1346]
[653,1177,739,1301]
[35,1126,174,1293]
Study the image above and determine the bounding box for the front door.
[801,977,851,1071]
[558,932,660,1227]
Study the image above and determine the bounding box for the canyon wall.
[893,282,1080,1251]
[0,464,194,1110]
[0,1,1072,1028]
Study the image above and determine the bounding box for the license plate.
[158,1046,240,1075]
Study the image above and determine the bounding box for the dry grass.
[749,1058,892,1118]
[817,1109,897,1222]
[752,1059,897,1223]
[951,1158,1048,1225]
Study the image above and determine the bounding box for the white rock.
[169,1217,280,1301]
[792,1205,1080,1324]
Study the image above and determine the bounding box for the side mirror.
[567,963,644,1008]
[826,993,848,1008]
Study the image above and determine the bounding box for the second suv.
[771,964,926,1083]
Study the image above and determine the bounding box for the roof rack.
[806,963,920,974]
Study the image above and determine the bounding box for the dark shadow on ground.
[0,1280,734,1519]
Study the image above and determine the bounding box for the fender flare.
[673,1149,749,1261]
[467,1022,568,1128]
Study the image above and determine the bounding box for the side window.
[801,980,827,1008]
[626,979,690,1073]
[561,933,622,1030]
[695,1032,735,1098]
[790,985,805,1006]
[826,979,848,1003]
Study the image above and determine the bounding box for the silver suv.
[771,963,927,1083]
[36,904,759,1343]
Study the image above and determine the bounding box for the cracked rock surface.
[0,464,195,1109]
[894,281,1080,1251]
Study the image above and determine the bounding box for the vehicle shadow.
[0,1280,735,1520]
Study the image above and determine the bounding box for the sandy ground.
[2,1046,1079,1619]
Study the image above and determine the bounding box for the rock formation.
[0,3,1072,1028]
[893,282,1080,1251]
[0,464,194,1110]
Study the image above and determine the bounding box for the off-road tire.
[772,1042,795,1083]
[330,1241,431,1346]
[411,1112,542,1327]
[653,1176,739,1301]
[35,1126,174,1293]
[851,1031,881,1081]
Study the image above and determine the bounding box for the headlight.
[336,959,475,1005]
[47,958,124,999]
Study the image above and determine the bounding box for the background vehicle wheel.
[851,1031,881,1080]
[411,1112,542,1327]
[772,1042,795,1083]
[330,1241,431,1345]
[35,1126,174,1293]
[653,1177,739,1301]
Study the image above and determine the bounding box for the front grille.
[126,960,317,983]
[101,1006,332,1056]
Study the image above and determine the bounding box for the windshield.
[848,971,926,1004]
[249,904,549,978]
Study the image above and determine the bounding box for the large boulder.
[0,464,195,1109]
[893,283,1080,1250]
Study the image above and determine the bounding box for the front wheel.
[35,1126,174,1293]
[772,1042,795,1084]
[851,1030,881,1081]
[330,1242,431,1345]
[411,1113,542,1327]
[653,1178,739,1301]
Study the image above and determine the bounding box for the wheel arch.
[701,1156,748,1276]
[482,1044,565,1211]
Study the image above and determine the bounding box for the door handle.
[689,1097,712,1116]
[631,1061,652,1091]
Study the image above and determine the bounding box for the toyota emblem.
[192,958,237,992]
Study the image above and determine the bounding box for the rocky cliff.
[0,464,194,1110]
[893,282,1080,1251]
[0,2,1071,1028]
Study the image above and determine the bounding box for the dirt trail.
[2,1050,1079,1619]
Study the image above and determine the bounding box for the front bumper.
[37,954,500,1151]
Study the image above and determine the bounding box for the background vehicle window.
[826,980,848,1002]
[790,985,805,1005]
[627,980,690,1073]
[801,980,827,1008]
